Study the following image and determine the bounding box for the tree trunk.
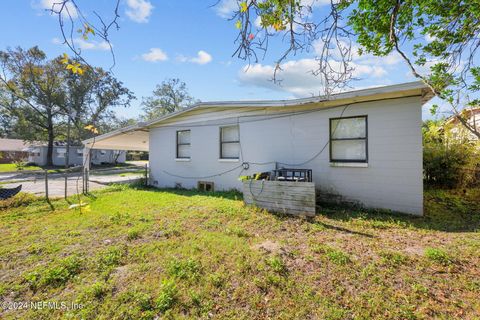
[46,112,54,167]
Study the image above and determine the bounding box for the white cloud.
[214,0,238,18]
[141,48,168,62]
[37,0,78,18]
[238,56,389,97]
[125,0,153,23]
[52,37,111,51]
[177,50,213,65]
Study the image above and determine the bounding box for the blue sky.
[0,0,439,119]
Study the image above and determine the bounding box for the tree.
[0,46,134,166]
[141,78,196,120]
[423,119,479,188]
[227,0,480,138]
[0,47,66,166]
[59,65,135,143]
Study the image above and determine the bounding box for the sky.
[0,0,440,120]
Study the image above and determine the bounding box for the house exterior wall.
[149,96,423,215]
[91,150,126,165]
[28,147,47,166]
[28,147,126,166]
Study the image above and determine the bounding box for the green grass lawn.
[0,186,479,319]
[0,163,42,173]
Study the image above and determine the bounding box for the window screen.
[330,116,367,162]
[220,125,240,159]
[176,130,191,159]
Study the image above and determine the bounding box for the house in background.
[0,138,30,163]
[84,81,433,216]
[444,107,480,145]
[28,143,126,166]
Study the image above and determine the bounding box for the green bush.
[0,192,37,209]
[423,120,479,188]
[13,159,27,171]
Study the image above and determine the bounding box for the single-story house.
[83,81,433,215]
[0,138,31,163]
[444,106,480,145]
[28,144,126,166]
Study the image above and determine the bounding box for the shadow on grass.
[98,184,480,233]
[106,184,244,201]
[317,188,480,233]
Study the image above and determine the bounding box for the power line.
[161,104,350,180]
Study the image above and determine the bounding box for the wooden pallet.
[242,180,316,216]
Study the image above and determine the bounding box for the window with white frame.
[329,116,367,162]
[77,149,83,156]
[220,125,240,159]
[176,130,191,159]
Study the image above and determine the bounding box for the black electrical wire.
[161,104,350,180]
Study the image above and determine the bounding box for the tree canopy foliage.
[229,0,480,137]
[141,78,196,121]
[0,46,134,166]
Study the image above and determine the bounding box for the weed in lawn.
[24,255,82,289]
[117,289,155,316]
[424,247,454,265]
[97,246,125,279]
[379,250,409,266]
[89,281,110,300]
[266,256,287,274]
[127,228,142,241]
[311,244,351,265]
[155,279,178,313]
[26,243,43,255]
[225,226,250,238]
[167,258,202,280]
[109,211,131,225]
[411,283,429,298]
[208,272,226,288]
[43,255,82,287]
[189,290,202,307]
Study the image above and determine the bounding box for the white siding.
[149,96,423,215]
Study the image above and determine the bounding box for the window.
[176,130,191,159]
[100,150,107,155]
[329,116,367,162]
[57,148,66,158]
[220,125,240,159]
[77,149,83,156]
[198,181,214,192]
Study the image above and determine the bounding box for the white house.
[444,106,480,144]
[83,81,433,215]
[28,144,126,166]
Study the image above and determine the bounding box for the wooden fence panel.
[242,180,316,216]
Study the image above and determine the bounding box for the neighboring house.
[28,143,126,166]
[83,81,433,215]
[444,107,480,144]
[0,138,30,163]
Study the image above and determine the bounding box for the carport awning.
[82,123,149,151]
